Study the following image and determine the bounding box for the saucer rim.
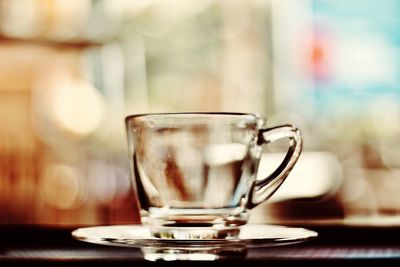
[72,224,318,249]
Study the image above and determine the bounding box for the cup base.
[142,246,247,261]
[149,223,241,240]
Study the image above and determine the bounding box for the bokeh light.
[50,78,104,136]
[39,164,86,210]
[1,0,400,226]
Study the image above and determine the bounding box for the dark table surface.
[1,223,400,266]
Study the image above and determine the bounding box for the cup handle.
[247,124,303,209]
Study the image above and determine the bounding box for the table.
[1,223,400,266]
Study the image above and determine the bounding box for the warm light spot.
[39,164,85,210]
[51,78,104,136]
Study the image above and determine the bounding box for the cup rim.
[125,112,259,123]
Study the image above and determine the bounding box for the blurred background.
[1,0,400,226]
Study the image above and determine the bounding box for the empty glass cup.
[125,112,302,239]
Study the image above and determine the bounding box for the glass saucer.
[72,224,317,260]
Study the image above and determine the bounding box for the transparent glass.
[125,112,302,239]
[72,224,317,261]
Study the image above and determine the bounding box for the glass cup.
[125,112,302,239]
